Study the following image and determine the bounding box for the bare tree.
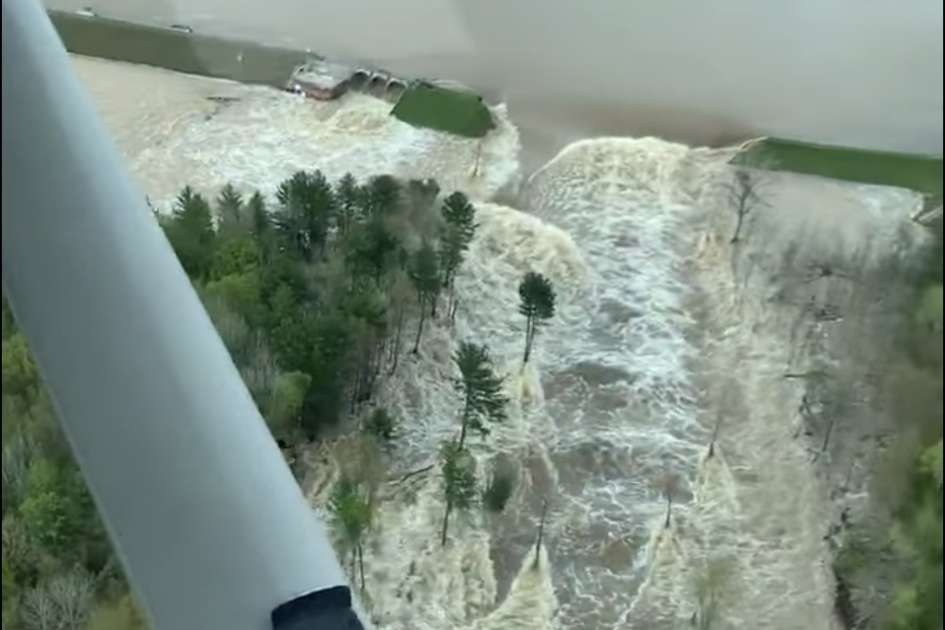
[21,567,95,630]
[533,498,549,569]
[723,169,768,244]
[707,417,722,459]
[662,473,679,529]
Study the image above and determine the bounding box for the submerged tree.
[518,272,556,364]
[440,440,477,547]
[330,476,372,591]
[452,342,507,450]
[483,458,517,513]
[724,169,767,244]
[533,498,549,569]
[707,416,722,459]
[409,242,441,354]
[662,473,679,529]
[364,407,397,442]
[692,556,733,629]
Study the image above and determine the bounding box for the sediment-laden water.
[74,55,924,629]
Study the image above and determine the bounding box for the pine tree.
[518,272,556,364]
[336,173,361,238]
[330,477,372,591]
[408,242,440,353]
[167,186,216,277]
[440,441,477,546]
[216,183,245,234]
[452,342,507,450]
[364,175,400,217]
[248,191,270,238]
[274,171,336,259]
[440,192,477,318]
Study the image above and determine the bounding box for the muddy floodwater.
[64,4,936,624]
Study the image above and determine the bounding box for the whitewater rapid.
[76,54,925,629]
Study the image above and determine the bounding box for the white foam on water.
[80,56,924,628]
[75,56,521,211]
[138,90,521,209]
[465,547,558,630]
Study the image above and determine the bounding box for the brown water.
[48,0,943,172]
[58,4,940,627]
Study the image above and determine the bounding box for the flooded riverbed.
[70,38,926,628]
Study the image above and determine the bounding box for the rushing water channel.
[71,50,926,629]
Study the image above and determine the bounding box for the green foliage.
[363,175,401,218]
[330,476,372,589]
[440,440,477,546]
[518,272,556,363]
[2,333,40,401]
[204,271,264,327]
[442,442,477,509]
[335,173,361,237]
[483,458,516,513]
[518,272,556,322]
[365,408,397,442]
[274,170,336,259]
[346,218,399,285]
[409,241,441,352]
[452,342,507,448]
[18,460,95,560]
[409,242,441,300]
[440,192,477,295]
[209,236,260,280]
[215,183,245,235]
[330,477,372,550]
[391,83,494,138]
[265,371,311,441]
[165,186,216,277]
[248,190,271,239]
[886,439,944,630]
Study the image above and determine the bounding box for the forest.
[1,170,560,628]
[0,167,940,629]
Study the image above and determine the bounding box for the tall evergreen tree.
[440,441,477,547]
[347,219,399,286]
[518,272,556,364]
[439,192,477,318]
[336,173,361,238]
[274,170,336,259]
[364,175,400,217]
[408,242,440,354]
[330,477,372,591]
[216,183,245,234]
[452,342,507,450]
[166,186,216,277]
